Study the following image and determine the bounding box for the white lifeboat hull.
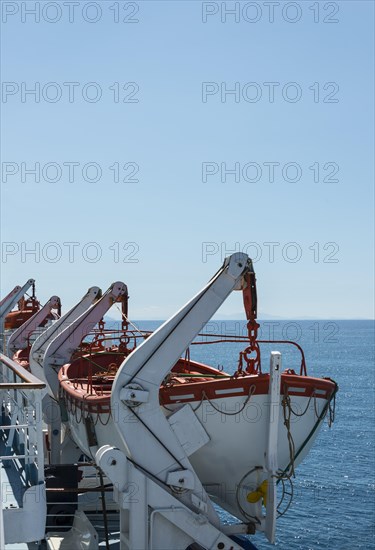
[62,374,335,522]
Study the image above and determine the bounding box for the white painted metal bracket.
[95,445,245,550]
[120,384,149,406]
[168,404,210,456]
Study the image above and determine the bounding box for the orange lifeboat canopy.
[4,297,40,330]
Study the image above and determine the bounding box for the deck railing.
[0,352,47,544]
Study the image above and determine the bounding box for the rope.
[328,390,336,426]
[94,411,112,426]
[161,384,256,415]
[127,457,173,492]
[64,394,111,426]
[115,304,147,338]
[278,383,338,480]
[280,385,323,479]
[285,388,318,418]
[198,385,256,415]
[97,468,110,550]
[281,393,296,479]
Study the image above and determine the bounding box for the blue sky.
[1,1,374,319]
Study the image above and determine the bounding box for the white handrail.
[0,353,46,544]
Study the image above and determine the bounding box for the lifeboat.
[4,295,40,330]
[57,260,338,526]
[59,336,337,518]
[3,282,58,332]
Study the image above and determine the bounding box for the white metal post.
[265,351,281,544]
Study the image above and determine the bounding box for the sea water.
[136,319,375,550]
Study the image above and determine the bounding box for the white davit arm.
[43,281,128,397]
[0,286,22,310]
[110,253,253,520]
[29,286,101,381]
[0,279,35,323]
[7,295,61,355]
